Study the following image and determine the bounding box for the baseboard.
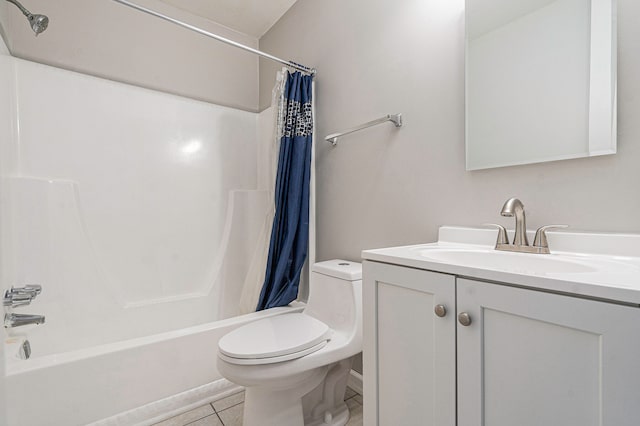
[89,379,243,426]
[91,370,361,425]
[347,369,363,395]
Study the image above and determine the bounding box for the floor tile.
[217,402,244,426]
[345,400,363,426]
[345,386,358,400]
[346,397,361,410]
[160,387,362,426]
[212,391,245,412]
[186,414,223,426]
[153,405,215,426]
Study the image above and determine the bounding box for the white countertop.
[362,226,640,305]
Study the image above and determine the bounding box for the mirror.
[465,0,617,170]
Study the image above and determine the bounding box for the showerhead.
[5,0,49,36]
[27,13,49,35]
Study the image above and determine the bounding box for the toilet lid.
[218,313,332,360]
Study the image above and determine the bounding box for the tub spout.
[4,313,45,328]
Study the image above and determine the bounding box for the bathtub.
[2,177,279,425]
[5,304,304,425]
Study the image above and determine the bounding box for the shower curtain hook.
[287,61,316,76]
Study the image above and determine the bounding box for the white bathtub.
[2,178,286,425]
[5,304,303,426]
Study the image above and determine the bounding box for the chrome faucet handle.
[4,285,42,308]
[11,285,42,296]
[484,223,509,245]
[533,225,569,249]
[3,291,34,307]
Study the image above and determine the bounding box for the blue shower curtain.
[256,71,313,311]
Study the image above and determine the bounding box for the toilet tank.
[305,260,362,332]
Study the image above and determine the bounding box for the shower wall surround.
[260,0,640,262]
[0,35,10,426]
[1,54,271,357]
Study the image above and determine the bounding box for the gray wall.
[260,0,640,263]
[2,0,259,111]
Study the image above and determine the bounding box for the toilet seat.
[218,313,332,366]
[219,340,329,365]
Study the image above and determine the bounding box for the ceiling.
[158,0,298,38]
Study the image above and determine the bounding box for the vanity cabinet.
[363,261,640,426]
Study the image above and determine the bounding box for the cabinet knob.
[458,312,472,326]
[434,304,447,317]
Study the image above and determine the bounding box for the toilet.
[217,260,362,426]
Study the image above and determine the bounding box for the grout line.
[183,413,219,426]
[210,392,245,414]
[346,396,363,406]
[218,401,244,412]
[214,410,225,426]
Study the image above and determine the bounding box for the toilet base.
[302,358,354,425]
[304,401,350,426]
[239,357,356,426]
[244,391,350,426]
[242,367,328,426]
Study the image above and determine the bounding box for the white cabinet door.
[363,261,456,426]
[457,278,640,426]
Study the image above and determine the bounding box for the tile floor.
[153,387,363,426]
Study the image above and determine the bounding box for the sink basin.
[417,248,597,274]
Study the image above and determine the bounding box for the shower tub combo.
[1,51,298,424]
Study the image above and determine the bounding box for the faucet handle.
[533,225,569,249]
[3,291,33,307]
[4,285,42,308]
[11,285,42,297]
[484,223,509,245]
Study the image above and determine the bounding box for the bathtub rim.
[5,302,305,375]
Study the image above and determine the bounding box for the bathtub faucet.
[4,313,45,328]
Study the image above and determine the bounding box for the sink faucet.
[491,197,568,254]
[4,313,45,328]
[500,198,529,247]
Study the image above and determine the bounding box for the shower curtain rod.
[112,0,316,76]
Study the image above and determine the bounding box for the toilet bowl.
[217,260,362,426]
